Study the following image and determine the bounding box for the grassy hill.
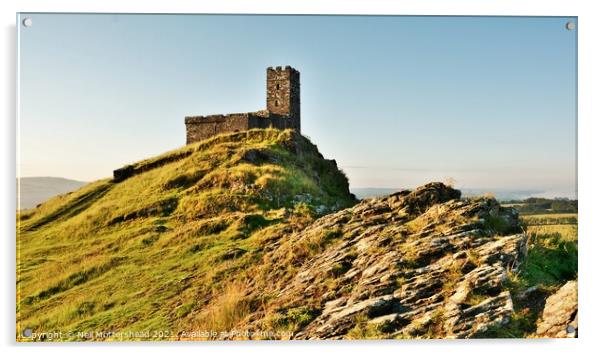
[17,129,356,340]
[16,128,577,341]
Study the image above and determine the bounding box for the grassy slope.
[17,129,356,340]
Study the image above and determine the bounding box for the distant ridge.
[350,188,399,200]
[351,187,554,201]
[17,177,86,210]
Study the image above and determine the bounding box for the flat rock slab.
[536,280,578,338]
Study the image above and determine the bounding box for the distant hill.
[17,177,87,210]
[352,187,553,201]
[350,187,399,200]
[503,197,578,215]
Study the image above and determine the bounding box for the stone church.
[185,66,300,144]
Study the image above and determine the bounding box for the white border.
[3,1,601,354]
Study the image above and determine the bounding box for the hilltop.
[17,129,576,340]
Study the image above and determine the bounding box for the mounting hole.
[22,17,33,27]
[566,325,576,334]
[566,21,575,31]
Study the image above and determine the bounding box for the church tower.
[266,66,300,131]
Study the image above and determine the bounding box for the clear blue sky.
[18,14,577,198]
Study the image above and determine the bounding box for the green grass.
[521,213,578,287]
[521,213,577,226]
[16,129,356,341]
[480,212,578,338]
[345,315,387,340]
[265,306,321,334]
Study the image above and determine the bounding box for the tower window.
[276,83,280,90]
[275,100,279,107]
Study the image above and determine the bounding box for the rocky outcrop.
[267,183,527,339]
[536,281,578,338]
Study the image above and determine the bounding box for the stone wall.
[185,113,250,144]
[248,114,298,130]
[113,149,194,182]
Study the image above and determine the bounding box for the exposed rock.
[263,182,527,339]
[220,248,247,260]
[240,148,278,165]
[536,280,578,338]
